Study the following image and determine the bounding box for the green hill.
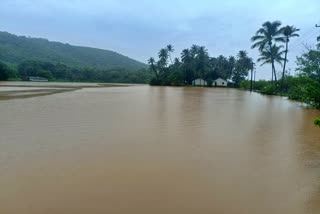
[0,31,147,70]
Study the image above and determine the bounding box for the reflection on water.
[0,86,320,214]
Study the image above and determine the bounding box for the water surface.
[1,85,320,214]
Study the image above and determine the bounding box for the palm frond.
[251,41,266,49]
[251,35,265,42]
[274,37,286,43]
[256,28,267,35]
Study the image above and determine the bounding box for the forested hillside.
[0,31,151,83]
[0,31,146,70]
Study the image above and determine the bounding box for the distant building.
[214,78,227,87]
[192,78,207,86]
[192,78,228,87]
[28,76,48,82]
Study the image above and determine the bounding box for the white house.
[214,78,227,87]
[192,78,207,86]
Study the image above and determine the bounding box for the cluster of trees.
[148,45,253,87]
[247,20,320,110]
[251,21,300,89]
[241,49,320,109]
[0,60,151,83]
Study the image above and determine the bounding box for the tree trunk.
[282,40,289,91]
[169,54,173,64]
[272,62,277,83]
[271,65,274,83]
[253,69,256,90]
[250,67,253,92]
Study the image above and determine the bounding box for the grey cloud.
[0,0,319,79]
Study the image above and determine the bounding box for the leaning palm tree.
[166,44,174,64]
[251,21,285,82]
[147,57,158,78]
[257,45,286,82]
[280,25,300,90]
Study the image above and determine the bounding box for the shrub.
[314,117,320,127]
[288,76,320,108]
[260,84,279,95]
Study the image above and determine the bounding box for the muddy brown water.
[1,85,320,214]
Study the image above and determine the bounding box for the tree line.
[148,45,253,87]
[0,60,151,83]
[147,20,320,118]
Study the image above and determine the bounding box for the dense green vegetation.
[148,45,253,86]
[0,31,151,83]
[0,60,150,83]
[0,61,17,80]
[0,59,151,83]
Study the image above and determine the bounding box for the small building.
[192,78,207,86]
[28,76,48,82]
[214,78,227,87]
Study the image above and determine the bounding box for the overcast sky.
[1,0,319,79]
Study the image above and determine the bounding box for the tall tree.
[232,51,253,87]
[148,57,158,78]
[190,45,200,58]
[157,48,169,73]
[228,56,236,79]
[196,46,210,81]
[251,21,285,83]
[296,49,320,83]
[181,48,194,84]
[257,45,286,82]
[280,25,300,90]
[166,45,175,64]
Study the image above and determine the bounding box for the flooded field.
[1,84,320,214]
[0,82,130,100]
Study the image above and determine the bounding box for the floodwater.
[1,84,320,214]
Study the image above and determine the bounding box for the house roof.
[193,78,206,81]
[215,78,227,81]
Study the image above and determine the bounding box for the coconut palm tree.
[166,44,174,64]
[181,48,193,84]
[280,25,300,90]
[190,44,200,58]
[257,45,286,82]
[251,21,285,82]
[232,51,253,87]
[197,46,210,82]
[181,49,191,63]
[157,48,169,72]
[148,57,158,78]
